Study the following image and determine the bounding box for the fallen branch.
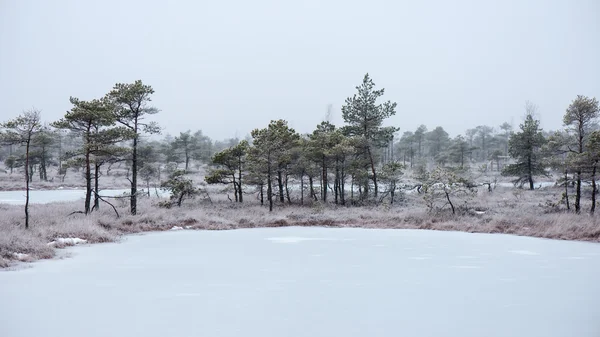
[92,190,120,218]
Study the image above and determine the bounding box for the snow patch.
[12,253,29,261]
[170,226,184,231]
[48,238,88,248]
[184,226,192,229]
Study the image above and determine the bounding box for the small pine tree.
[502,108,548,190]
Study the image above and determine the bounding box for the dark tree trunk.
[322,155,328,202]
[564,169,570,211]
[575,170,581,213]
[84,129,92,215]
[238,157,243,202]
[446,191,455,215]
[93,162,100,211]
[232,175,238,202]
[351,175,354,202]
[185,149,189,172]
[285,173,291,203]
[367,146,378,197]
[24,139,31,229]
[334,165,339,205]
[267,160,273,212]
[340,166,345,206]
[592,163,597,214]
[131,127,138,215]
[309,175,317,201]
[260,183,264,205]
[527,157,534,190]
[277,169,284,203]
[300,174,304,205]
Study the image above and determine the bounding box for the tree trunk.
[232,175,238,202]
[340,166,345,206]
[84,130,92,215]
[277,169,284,203]
[309,175,317,201]
[267,160,273,212]
[592,163,597,214]
[24,138,31,230]
[564,169,570,211]
[93,162,100,211]
[334,165,339,205]
[575,170,581,213]
[185,149,189,172]
[131,129,138,215]
[445,190,455,215]
[300,174,304,205]
[285,173,291,203]
[238,157,243,202]
[367,146,378,197]
[351,175,354,203]
[260,183,264,205]
[322,155,328,202]
[527,157,534,190]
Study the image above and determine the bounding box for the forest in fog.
[1,73,600,229]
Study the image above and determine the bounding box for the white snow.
[47,238,88,247]
[1,227,600,337]
[170,226,184,231]
[11,253,29,261]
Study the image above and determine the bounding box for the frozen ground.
[1,227,599,337]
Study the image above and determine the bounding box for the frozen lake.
[1,227,599,337]
[0,189,159,205]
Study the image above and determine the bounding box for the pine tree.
[1,109,42,229]
[341,73,398,198]
[501,112,547,190]
[563,95,600,213]
[106,80,160,215]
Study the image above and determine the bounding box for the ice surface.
[1,227,599,337]
[0,189,130,205]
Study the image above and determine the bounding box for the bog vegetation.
[1,74,599,266]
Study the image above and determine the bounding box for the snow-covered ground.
[1,227,599,337]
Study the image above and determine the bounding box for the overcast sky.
[1,0,598,140]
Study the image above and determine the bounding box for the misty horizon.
[1,0,598,140]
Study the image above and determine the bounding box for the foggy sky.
[1,0,599,140]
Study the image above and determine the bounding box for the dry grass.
[1,180,599,268]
